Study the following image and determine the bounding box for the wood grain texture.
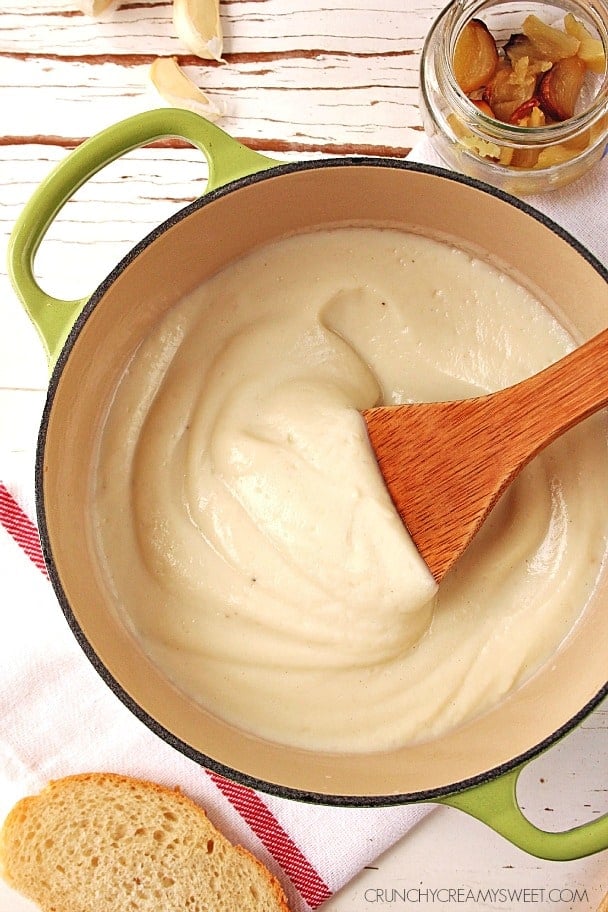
[0,54,423,154]
[364,328,608,580]
[0,0,438,155]
[0,0,435,392]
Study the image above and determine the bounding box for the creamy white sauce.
[92,227,608,752]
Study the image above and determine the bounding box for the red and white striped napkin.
[0,472,433,912]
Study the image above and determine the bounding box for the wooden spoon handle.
[491,325,608,470]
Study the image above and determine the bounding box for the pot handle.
[438,765,608,859]
[8,108,277,370]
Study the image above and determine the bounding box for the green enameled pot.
[8,108,608,858]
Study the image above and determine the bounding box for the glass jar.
[420,0,608,194]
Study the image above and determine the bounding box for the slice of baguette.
[0,772,291,912]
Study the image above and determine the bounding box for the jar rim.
[430,0,608,142]
[419,0,608,191]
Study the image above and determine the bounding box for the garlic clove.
[173,0,223,61]
[149,56,225,120]
[77,0,120,16]
[453,19,499,95]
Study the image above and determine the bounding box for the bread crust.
[0,772,291,912]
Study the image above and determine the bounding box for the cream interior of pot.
[41,165,608,799]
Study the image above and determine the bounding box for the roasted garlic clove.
[453,19,499,94]
[483,62,537,122]
[564,12,596,43]
[522,14,580,61]
[173,0,223,61]
[505,33,542,65]
[564,14,606,73]
[539,54,586,119]
[149,56,225,119]
[534,143,580,167]
[578,37,606,73]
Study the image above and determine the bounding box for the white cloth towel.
[0,479,433,912]
[407,137,608,268]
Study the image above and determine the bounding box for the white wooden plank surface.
[3,0,440,55]
[1,55,424,152]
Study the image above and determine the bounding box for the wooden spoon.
[362,327,608,583]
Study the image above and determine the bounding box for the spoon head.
[362,400,514,582]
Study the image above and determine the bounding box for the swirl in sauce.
[92,228,608,751]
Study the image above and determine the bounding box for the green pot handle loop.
[439,765,608,860]
[8,109,277,370]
